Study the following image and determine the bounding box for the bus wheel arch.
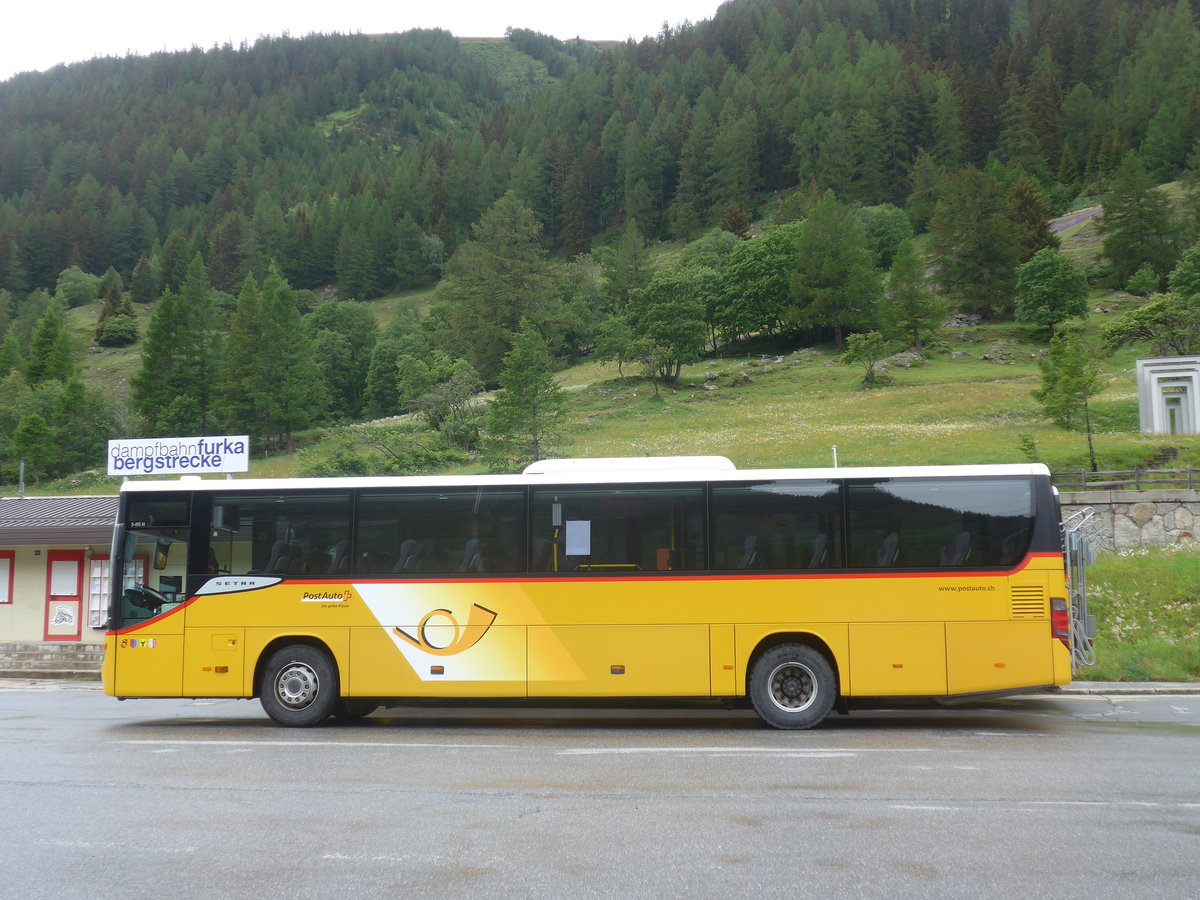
[257,640,340,727]
[747,636,839,730]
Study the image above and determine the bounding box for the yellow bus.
[103,457,1087,728]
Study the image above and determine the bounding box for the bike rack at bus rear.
[1061,507,1100,671]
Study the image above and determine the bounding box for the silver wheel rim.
[275,662,319,710]
[766,660,817,714]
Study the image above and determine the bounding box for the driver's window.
[119,494,190,626]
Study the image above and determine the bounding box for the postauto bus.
[103,457,1082,728]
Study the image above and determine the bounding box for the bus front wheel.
[260,645,338,727]
[749,643,836,730]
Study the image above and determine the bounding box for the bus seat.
[263,540,291,573]
[1002,529,1030,561]
[392,540,422,574]
[459,538,485,573]
[328,541,349,573]
[940,531,971,566]
[736,535,759,569]
[808,533,828,568]
[875,532,899,566]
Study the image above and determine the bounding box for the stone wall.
[1058,489,1200,551]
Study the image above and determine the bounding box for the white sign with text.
[107,436,250,476]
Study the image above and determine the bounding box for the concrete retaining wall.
[1059,489,1200,551]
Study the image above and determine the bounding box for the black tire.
[333,700,379,721]
[748,643,837,729]
[260,645,339,727]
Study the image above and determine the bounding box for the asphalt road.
[1,684,1197,899]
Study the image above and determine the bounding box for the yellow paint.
[104,554,1068,703]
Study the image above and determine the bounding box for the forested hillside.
[2,0,1200,485]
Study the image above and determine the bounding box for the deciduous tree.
[1034,329,1105,471]
[1016,247,1090,334]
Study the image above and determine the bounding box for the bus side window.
[355,487,525,577]
[710,479,841,571]
[208,491,352,578]
[530,484,705,573]
[848,478,1034,569]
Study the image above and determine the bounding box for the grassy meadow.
[1085,546,1200,681]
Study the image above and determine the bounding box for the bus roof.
[117,459,1052,493]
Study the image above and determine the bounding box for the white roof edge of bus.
[522,456,736,474]
[117,460,1051,492]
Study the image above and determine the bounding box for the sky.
[1,0,728,82]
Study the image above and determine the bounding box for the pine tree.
[25,301,74,385]
[881,240,945,353]
[605,219,653,312]
[430,193,559,384]
[215,275,264,436]
[1168,238,1200,298]
[1097,152,1180,286]
[11,413,57,485]
[207,213,249,293]
[485,320,568,471]
[1006,176,1060,262]
[929,167,1020,318]
[257,267,325,450]
[790,191,882,349]
[129,255,160,304]
[394,214,430,290]
[131,254,223,434]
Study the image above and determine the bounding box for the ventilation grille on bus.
[1010,585,1047,618]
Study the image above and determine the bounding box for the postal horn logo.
[394,604,497,656]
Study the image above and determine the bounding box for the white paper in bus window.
[565,520,591,556]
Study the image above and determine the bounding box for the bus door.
[111,493,191,696]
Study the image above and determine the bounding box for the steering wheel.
[124,583,168,612]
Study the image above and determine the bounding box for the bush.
[95,316,138,347]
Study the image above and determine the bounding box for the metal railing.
[1052,466,1197,492]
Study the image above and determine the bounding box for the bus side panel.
[709,624,736,695]
[182,627,246,697]
[946,621,1054,693]
[733,624,850,696]
[848,623,947,695]
[348,623,527,698]
[528,625,710,696]
[111,624,185,697]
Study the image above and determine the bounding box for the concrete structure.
[1136,356,1200,435]
[1059,489,1200,551]
[0,496,117,646]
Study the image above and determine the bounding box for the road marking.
[558,747,939,755]
[892,800,1200,810]
[117,739,518,749]
[117,739,943,757]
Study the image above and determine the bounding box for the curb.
[1053,682,1200,696]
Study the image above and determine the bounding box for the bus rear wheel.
[260,645,338,727]
[749,643,836,730]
